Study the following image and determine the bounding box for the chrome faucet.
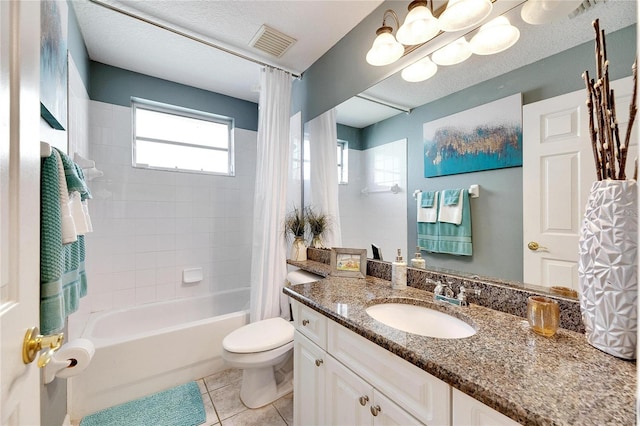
[433,281,480,307]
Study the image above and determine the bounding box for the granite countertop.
[283,272,636,426]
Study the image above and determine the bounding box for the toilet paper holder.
[22,326,64,367]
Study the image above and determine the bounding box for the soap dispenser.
[410,246,426,269]
[391,249,407,290]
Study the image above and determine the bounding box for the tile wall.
[70,101,256,332]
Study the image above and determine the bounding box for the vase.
[311,235,324,249]
[577,180,637,360]
[290,236,307,261]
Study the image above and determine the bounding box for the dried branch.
[622,59,638,177]
[583,71,602,180]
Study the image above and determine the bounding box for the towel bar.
[413,185,480,199]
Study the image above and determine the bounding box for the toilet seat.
[222,317,294,353]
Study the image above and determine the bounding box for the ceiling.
[71,0,384,103]
[72,0,637,128]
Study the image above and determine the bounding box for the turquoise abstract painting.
[424,94,522,177]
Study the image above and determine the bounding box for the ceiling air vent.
[569,0,606,18]
[249,25,296,58]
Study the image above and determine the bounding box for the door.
[293,331,325,426]
[523,76,637,289]
[0,1,42,424]
[372,390,421,426]
[325,355,371,426]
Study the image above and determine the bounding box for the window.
[132,99,234,175]
[303,138,349,183]
[337,139,348,184]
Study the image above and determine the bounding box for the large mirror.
[306,0,637,296]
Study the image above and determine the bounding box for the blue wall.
[90,62,258,131]
[67,2,90,88]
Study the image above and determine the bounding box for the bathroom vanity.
[283,263,636,425]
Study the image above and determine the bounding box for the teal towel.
[420,191,436,208]
[438,190,472,256]
[40,153,88,334]
[417,222,439,253]
[442,189,461,206]
[54,148,91,200]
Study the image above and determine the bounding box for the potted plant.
[284,206,307,261]
[305,206,330,249]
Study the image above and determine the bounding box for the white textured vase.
[290,237,307,261]
[577,180,638,360]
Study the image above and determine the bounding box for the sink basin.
[365,303,476,339]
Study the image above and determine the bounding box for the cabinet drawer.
[328,321,450,426]
[453,388,520,426]
[292,300,327,349]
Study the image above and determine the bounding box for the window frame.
[131,98,235,176]
[337,139,348,184]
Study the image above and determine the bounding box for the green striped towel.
[40,152,88,335]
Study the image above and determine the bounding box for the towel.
[438,189,464,225]
[438,190,472,256]
[417,191,439,223]
[52,149,77,244]
[41,152,89,335]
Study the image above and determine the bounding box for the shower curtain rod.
[89,0,302,79]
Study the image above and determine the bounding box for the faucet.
[433,281,480,307]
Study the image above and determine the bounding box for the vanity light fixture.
[432,36,472,66]
[469,16,520,56]
[396,0,440,46]
[401,56,438,82]
[438,0,493,32]
[520,0,584,25]
[366,9,404,66]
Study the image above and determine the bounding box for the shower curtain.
[249,67,292,322]
[308,108,342,247]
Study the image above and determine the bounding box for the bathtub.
[69,288,250,420]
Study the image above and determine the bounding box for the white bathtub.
[69,288,250,420]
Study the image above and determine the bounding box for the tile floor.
[198,368,293,426]
[74,368,293,426]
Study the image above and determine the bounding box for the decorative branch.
[583,19,638,180]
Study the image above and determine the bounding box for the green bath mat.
[80,381,205,426]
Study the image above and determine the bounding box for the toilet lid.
[223,317,294,353]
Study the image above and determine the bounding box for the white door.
[0,1,42,424]
[325,355,371,426]
[372,390,421,426]
[293,331,326,426]
[523,76,637,290]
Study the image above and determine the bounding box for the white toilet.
[221,268,321,408]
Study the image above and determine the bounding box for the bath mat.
[79,381,205,426]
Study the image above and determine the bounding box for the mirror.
[316,0,637,297]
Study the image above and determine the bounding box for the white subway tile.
[135,252,157,270]
[134,286,157,305]
[135,268,156,288]
[111,270,136,290]
[112,289,136,309]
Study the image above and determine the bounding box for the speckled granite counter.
[283,273,636,426]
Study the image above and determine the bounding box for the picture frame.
[330,248,367,278]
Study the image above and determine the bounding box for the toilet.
[222,268,322,408]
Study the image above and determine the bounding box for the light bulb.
[396,3,439,45]
[401,57,438,82]
[470,16,520,56]
[366,28,404,66]
[438,0,493,32]
[432,37,472,66]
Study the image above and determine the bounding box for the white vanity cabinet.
[452,388,520,426]
[292,300,449,426]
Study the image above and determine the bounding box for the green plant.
[284,206,306,242]
[305,206,330,239]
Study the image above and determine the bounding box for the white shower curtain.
[308,108,342,247]
[250,67,292,322]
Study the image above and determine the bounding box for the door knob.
[370,405,381,416]
[22,326,64,366]
[527,241,548,251]
[315,359,323,367]
[359,395,369,406]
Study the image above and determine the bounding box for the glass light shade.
[401,57,437,82]
[521,0,583,25]
[438,0,493,32]
[396,4,440,45]
[469,16,520,56]
[432,37,472,66]
[366,29,404,66]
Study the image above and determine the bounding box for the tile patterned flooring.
[74,368,293,426]
[198,368,293,426]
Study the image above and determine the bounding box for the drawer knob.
[315,359,323,367]
[359,395,369,406]
[370,405,381,416]
[302,319,309,326]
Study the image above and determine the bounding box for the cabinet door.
[372,391,422,426]
[325,355,372,426]
[452,388,520,426]
[293,331,326,426]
